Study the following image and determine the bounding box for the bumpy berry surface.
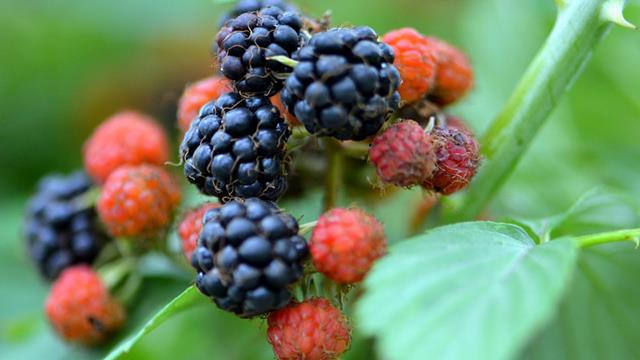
[382,28,437,104]
[369,120,436,187]
[177,76,232,133]
[97,165,181,238]
[180,92,290,202]
[192,198,308,317]
[83,111,169,184]
[310,208,386,283]
[428,37,474,106]
[216,7,307,97]
[219,0,298,27]
[422,124,480,195]
[178,203,220,261]
[45,266,125,345]
[267,298,351,360]
[25,171,108,280]
[281,26,402,140]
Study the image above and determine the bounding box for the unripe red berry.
[369,120,436,187]
[177,203,219,261]
[310,208,386,284]
[428,37,474,106]
[83,111,169,184]
[267,298,351,360]
[45,265,125,345]
[423,124,480,195]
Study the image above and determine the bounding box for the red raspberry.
[84,111,169,184]
[310,208,386,284]
[177,202,220,261]
[177,76,232,133]
[271,93,301,127]
[382,28,437,104]
[423,124,480,195]
[267,298,351,360]
[369,120,436,187]
[428,37,474,106]
[97,165,181,238]
[45,265,125,345]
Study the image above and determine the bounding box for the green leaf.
[356,222,578,360]
[507,188,639,241]
[524,242,640,359]
[104,285,206,360]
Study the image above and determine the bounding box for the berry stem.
[574,228,640,248]
[299,220,318,235]
[323,138,343,211]
[449,0,619,222]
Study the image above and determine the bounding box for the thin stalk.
[323,138,343,211]
[450,0,613,222]
[575,228,640,248]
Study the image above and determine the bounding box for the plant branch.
[449,0,615,222]
[574,228,640,248]
[323,138,343,211]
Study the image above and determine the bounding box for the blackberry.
[219,0,298,27]
[216,6,308,97]
[24,171,108,280]
[280,26,402,140]
[180,92,290,202]
[192,198,308,317]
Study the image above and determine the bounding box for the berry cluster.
[281,27,401,140]
[192,198,308,317]
[25,171,107,280]
[24,109,178,344]
[180,92,290,201]
[25,1,481,357]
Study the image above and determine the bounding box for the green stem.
[450,0,613,222]
[323,138,343,211]
[575,228,640,248]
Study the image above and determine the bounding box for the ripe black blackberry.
[280,26,402,141]
[180,92,290,202]
[219,0,298,27]
[216,6,308,97]
[192,198,308,317]
[24,171,108,280]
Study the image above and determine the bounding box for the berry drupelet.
[192,198,308,317]
[180,92,290,202]
[216,6,308,97]
[24,171,108,280]
[219,0,298,27]
[280,26,402,141]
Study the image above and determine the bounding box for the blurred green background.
[1,0,639,359]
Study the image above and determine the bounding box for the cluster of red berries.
[25,110,181,344]
[25,0,479,357]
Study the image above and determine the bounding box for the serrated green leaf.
[356,222,578,360]
[523,242,640,359]
[507,188,639,241]
[104,285,206,360]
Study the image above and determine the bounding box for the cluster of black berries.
[281,27,401,140]
[181,93,290,201]
[192,198,308,317]
[216,6,308,96]
[24,171,108,280]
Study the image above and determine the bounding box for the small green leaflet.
[356,222,578,360]
[104,285,206,360]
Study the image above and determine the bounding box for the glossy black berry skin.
[219,0,298,27]
[216,6,308,97]
[281,26,402,140]
[192,198,308,317]
[24,171,108,280]
[180,92,290,202]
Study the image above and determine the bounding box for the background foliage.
[1,0,639,359]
